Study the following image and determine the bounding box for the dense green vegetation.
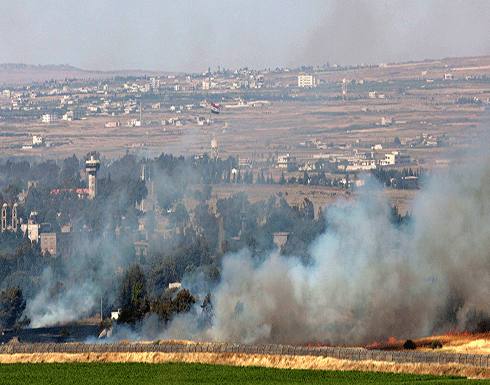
[0,362,479,384]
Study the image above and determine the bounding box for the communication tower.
[85,155,101,199]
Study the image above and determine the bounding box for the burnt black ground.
[0,325,100,344]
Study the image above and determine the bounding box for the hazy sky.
[1,0,489,72]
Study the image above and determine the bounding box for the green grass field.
[0,362,483,384]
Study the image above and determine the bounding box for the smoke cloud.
[20,136,490,346]
[145,142,490,346]
[293,0,490,67]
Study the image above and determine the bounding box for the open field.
[0,349,488,380]
[0,362,478,384]
[3,334,490,379]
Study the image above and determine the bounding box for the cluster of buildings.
[4,157,101,256]
[9,157,180,259]
[306,148,412,173]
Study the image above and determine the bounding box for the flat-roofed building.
[298,75,315,88]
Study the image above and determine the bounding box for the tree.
[3,184,21,205]
[202,185,212,201]
[0,286,26,329]
[171,289,195,313]
[151,288,195,324]
[300,198,315,220]
[199,292,213,328]
[279,171,286,185]
[169,202,189,228]
[116,265,149,324]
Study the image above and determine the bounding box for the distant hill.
[0,63,172,85]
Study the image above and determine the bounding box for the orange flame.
[366,337,398,348]
[305,342,329,348]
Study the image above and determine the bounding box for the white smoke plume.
[152,143,490,346]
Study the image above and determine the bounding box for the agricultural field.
[0,362,481,384]
[3,333,490,380]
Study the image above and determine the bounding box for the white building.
[382,151,411,166]
[298,75,316,88]
[127,119,141,127]
[150,78,160,90]
[21,211,40,242]
[381,116,393,126]
[63,110,83,121]
[42,114,57,123]
[278,154,297,168]
[32,135,44,147]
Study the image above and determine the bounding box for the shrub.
[431,340,443,349]
[99,318,113,331]
[403,339,417,350]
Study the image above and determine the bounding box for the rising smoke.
[22,138,490,346]
[294,0,490,68]
[156,143,490,346]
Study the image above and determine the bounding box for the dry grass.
[0,350,489,380]
[4,333,490,379]
[3,332,490,379]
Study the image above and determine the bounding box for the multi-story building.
[42,114,57,123]
[150,78,160,90]
[298,75,316,88]
[382,151,411,166]
[278,154,297,169]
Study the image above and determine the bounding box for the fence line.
[0,342,489,368]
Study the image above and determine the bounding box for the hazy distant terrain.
[0,63,170,84]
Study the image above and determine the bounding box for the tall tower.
[11,203,18,232]
[85,155,100,199]
[1,203,7,232]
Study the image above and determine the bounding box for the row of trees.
[370,167,423,189]
[0,152,423,211]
